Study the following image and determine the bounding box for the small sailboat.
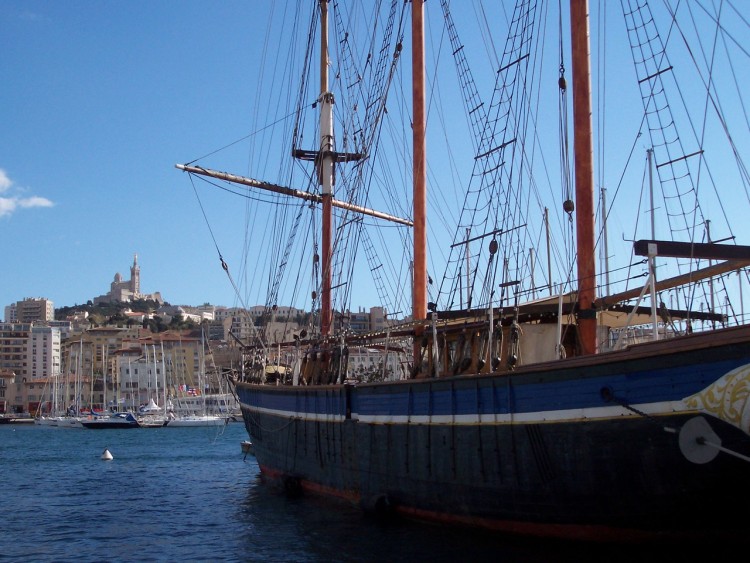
[136,397,167,427]
[35,341,87,428]
[80,412,140,429]
[166,414,229,427]
[178,0,750,542]
[166,329,231,427]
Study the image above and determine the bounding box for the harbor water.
[0,422,717,562]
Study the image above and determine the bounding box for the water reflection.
[232,469,618,563]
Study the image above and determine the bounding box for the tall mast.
[162,342,168,416]
[412,0,427,323]
[319,0,334,337]
[570,0,597,354]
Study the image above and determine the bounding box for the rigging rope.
[326,0,407,319]
[618,0,750,326]
[188,173,267,356]
[437,0,545,314]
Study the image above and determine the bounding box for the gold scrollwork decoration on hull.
[684,363,750,435]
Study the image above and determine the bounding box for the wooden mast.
[319,0,334,337]
[569,0,597,354]
[412,0,427,324]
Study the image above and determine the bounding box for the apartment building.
[0,323,32,383]
[0,369,15,414]
[115,332,217,410]
[31,325,62,379]
[4,297,54,323]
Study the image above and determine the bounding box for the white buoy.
[101,448,113,461]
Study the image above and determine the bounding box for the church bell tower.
[130,253,141,297]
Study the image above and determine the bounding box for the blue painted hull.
[236,326,750,541]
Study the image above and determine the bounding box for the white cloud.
[19,196,54,209]
[0,198,16,217]
[0,168,54,217]
[0,169,11,193]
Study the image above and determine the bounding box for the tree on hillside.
[168,314,197,331]
[144,316,168,333]
[55,298,167,321]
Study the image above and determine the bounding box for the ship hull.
[79,420,140,429]
[236,326,750,541]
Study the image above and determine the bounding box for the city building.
[0,369,15,414]
[76,326,143,380]
[156,304,213,324]
[24,374,91,417]
[30,325,62,379]
[207,318,226,342]
[127,332,203,386]
[340,306,390,334]
[4,297,54,323]
[264,320,301,344]
[0,323,33,383]
[0,324,144,415]
[219,307,260,345]
[115,331,223,411]
[118,353,167,410]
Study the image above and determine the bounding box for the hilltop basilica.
[93,254,163,305]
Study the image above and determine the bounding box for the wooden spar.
[595,259,750,309]
[320,0,333,337]
[570,0,597,354]
[412,0,427,323]
[633,239,750,261]
[174,164,413,227]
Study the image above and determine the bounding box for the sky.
[2,1,750,319]
[1,1,275,310]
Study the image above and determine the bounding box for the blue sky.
[3,1,749,319]
[1,1,273,310]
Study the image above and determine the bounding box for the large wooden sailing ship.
[178,0,750,542]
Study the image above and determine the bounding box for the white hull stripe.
[241,400,692,425]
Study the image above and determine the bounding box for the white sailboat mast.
[319,0,334,337]
[152,344,158,406]
[161,341,167,416]
[89,342,94,408]
[102,344,106,412]
[201,330,207,415]
[128,357,133,411]
[78,339,83,413]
